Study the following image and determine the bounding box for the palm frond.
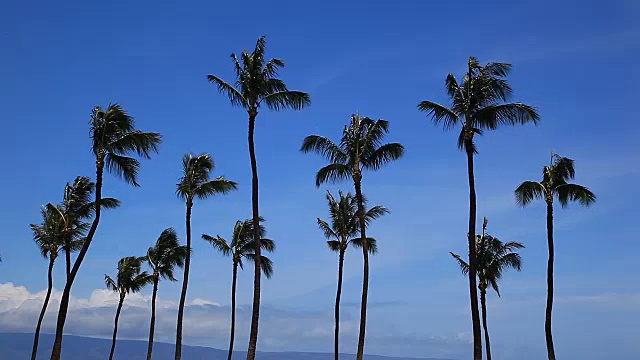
[207,74,247,108]
[245,254,274,278]
[475,103,540,130]
[317,218,339,240]
[417,100,460,129]
[363,142,404,170]
[194,177,238,200]
[105,275,118,292]
[105,153,141,186]
[550,155,576,182]
[202,234,232,256]
[450,252,470,275]
[315,163,352,187]
[364,205,389,226]
[263,90,311,111]
[327,240,342,253]
[108,131,162,159]
[300,135,348,164]
[556,183,596,208]
[350,237,378,254]
[515,181,546,207]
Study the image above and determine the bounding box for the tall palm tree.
[105,256,153,360]
[515,154,595,360]
[317,191,388,360]
[145,228,188,360]
[451,218,524,360]
[301,114,403,360]
[175,152,237,360]
[202,217,274,360]
[207,35,310,360]
[34,176,118,360]
[418,57,539,360]
[50,105,160,360]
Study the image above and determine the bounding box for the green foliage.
[105,256,153,295]
[146,228,188,282]
[176,153,238,202]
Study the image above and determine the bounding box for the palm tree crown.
[451,218,525,296]
[301,113,405,186]
[207,36,311,114]
[176,153,238,204]
[90,104,162,186]
[202,217,275,278]
[318,191,388,254]
[105,256,153,295]
[147,228,188,281]
[515,154,596,207]
[418,57,539,153]
[30,206,66,260]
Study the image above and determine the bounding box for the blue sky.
[0,0,638,359]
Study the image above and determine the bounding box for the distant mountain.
[0,332,455,360]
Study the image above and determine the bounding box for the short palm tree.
[175,153,237,360]
[51,105,160,360]
[34,176,118,360]
[207,35,310,360]
[105,256,153,360]
[145,228,188,360]
[301,113,403,360]
[451,218,524,360]
[418,57,538,360]
[317,191,388,360]
[515,154,595,360]
[202,217,274,360]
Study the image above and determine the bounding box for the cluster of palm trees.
[20,35,596,360]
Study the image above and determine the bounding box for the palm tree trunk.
[228,261,239,360]
[65,248,71,282]
[353,178,368,360]
[50,158,104,360]
[31,255,55,360]
[246,112,262,360]
[175,201,192,360]
[480,287,492,360]
[465,144,482,360]
[334,249,345,360]
[109,293,125,360]
[545,201,556,360]
[146,276,159,360]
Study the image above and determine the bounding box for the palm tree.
[207,35,310,360]
[515,154,595,360]
[418,57,539,360]
[317,191,388,360]
[145,228,188,360]
[451,218,524,360]
[34,176,118,360]
[301,113,403,360]
[50,105,160,360]
[105,256,153,360]
[202,217,274,360]
[175,152,237,360]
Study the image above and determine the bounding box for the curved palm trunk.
[246,113,262,360]
[353,179,368,360]
[545,201,556,360]
[465,145,482,360]
[65,248,71,281]
[50,159,105,360]
[146,276,159,360]
[31,255,55,360]
[334,249,345,360]
[228,262,239,360]
[109,293,125,360]
[175,201,192,360]
[480,287,492,360]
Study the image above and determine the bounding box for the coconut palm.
[451,218,524,360]
[418,57,538,360]
[33,176,118,360]
[175,153,237,360]
[301,114,403,360]
[51,105,160,360]
[317,191,388,360]
[105,256,153,360]
[515,154,595,360]
[202,217,274,360]
[207,35,310,360]
[145,228,188,360]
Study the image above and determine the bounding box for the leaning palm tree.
[207,35,310,360]
[145,228,188,360]
[451,218,524,360]
[202,217,274,360]
[105,256,153,360]
[317,191,388,360]
[175,153,237,360]
[418,57,539,360]
[301,114,403,360]
[34,176,118,360]
[515,154,595,360]
[50,105,160,360]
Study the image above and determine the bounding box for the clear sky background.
[0,0,638,359]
